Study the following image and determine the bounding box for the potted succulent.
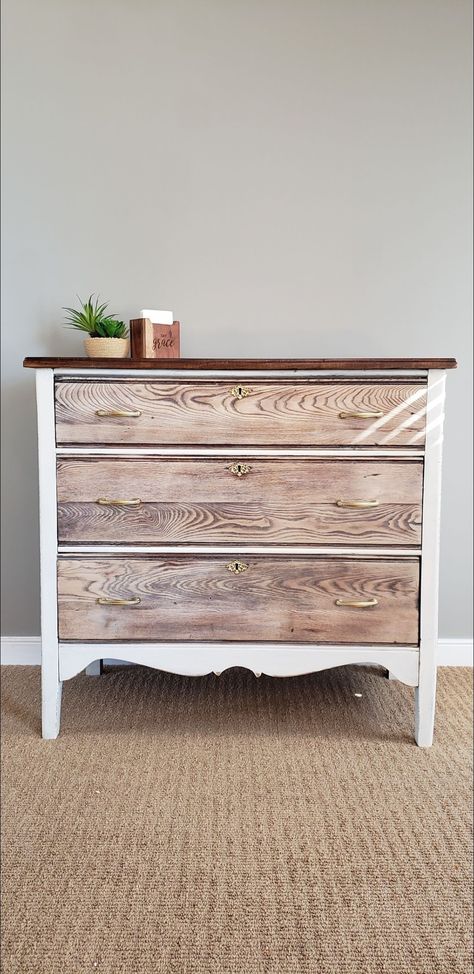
[64,294,129,358]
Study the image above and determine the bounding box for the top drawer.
[55,380,427,447]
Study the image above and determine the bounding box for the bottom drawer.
[57,556,420,645]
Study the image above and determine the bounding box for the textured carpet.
[1,665,472,974]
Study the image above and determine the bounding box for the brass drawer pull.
[96,596,141,606]
[336,499,379,509]
[229,385,253,400]
[339,410,384,420]
[95,408,142,418]
[226,561,249,574]
[96,497,141,507]
[335,598,378,608]
[228,462,252,477]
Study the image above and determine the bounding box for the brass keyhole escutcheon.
[226,561,249,575]
[228,462,252,478]
[229,385,253,400]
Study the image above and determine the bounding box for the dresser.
[23,356,457,743]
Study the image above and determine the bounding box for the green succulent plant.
[92,317,128,338]
[64,294,127,339]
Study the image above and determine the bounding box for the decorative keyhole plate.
[229,385,253,400]
[226,561,249,575]
[228,462,252,477]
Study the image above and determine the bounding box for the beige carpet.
[1,665,472,974]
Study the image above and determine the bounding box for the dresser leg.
[414,370,446,747]
[42,666,63,740]
[414,668,436,747]
[86,660,103,676]
[36,368,63,739]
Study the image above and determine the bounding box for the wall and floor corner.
[1,0,472,652]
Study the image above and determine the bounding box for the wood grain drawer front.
[57,557,420,645]
[57,458,423,546]
[54,381,427,446]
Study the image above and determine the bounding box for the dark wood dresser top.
[23,357,457,370]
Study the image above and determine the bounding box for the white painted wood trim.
[57,545,422,556]
[36,369,62,738]
[3,637,471,667]
[54,369,429,379]
[1,637,42,665]
[56,447,425,458]
[57,642,420,685]
[437,639,474,666]
[415,370,447,746]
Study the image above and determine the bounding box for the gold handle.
[339,410,384,420]
[229,385,253,400]
[226,561,249,574]
[96,596,141,606]
[95,408,142,418]
[335,598,378,608]
[228,462,252,477]
[96,497,141,507]
[336,499,379,509]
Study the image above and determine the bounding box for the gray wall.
[1,0,472,638]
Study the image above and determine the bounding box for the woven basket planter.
[84,337,129,359]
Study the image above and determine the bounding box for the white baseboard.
[2,637,42,665]
[437,639,474,666]
[1,636,472,667]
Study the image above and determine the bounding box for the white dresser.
[24,356,456,743]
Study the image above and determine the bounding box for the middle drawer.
[57,457,423,546]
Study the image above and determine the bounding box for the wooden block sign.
[130,318,180,359]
